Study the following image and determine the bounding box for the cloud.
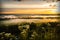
[1,1,57,8]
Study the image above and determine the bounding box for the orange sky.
[1,1,58,14]
[1,8,57,14]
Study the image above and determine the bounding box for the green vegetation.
[0,22,60,40]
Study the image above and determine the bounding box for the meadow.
[0,21,60,40]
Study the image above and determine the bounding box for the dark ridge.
[0,14,60,16]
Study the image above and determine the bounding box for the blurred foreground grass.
[0,22,60,40]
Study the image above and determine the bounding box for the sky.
[0,1,58,14]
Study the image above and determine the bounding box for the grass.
[0,22,60,40]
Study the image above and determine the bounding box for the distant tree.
[57,0,60,1]
[17,0,21,1]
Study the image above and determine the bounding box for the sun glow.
[2,8,57,14]
[1,2,58,14]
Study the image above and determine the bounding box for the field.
[0,1,60,40]
[0,19,60,40]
